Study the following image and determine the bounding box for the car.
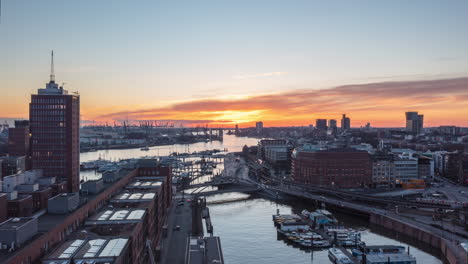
[173,225,181,231]
[177,201,184,206]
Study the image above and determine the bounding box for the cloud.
[233,71,288,80]
[95,77,468,127]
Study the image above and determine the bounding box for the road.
[161,195,193,264]
[430,176,468,202]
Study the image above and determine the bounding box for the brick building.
[29,61,80,192]
[8,120,31,157]
[292,148,372,188]
[1,161,172,264]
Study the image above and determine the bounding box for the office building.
[315,119,327,130]
[394,154,419,183]
[341,114,351,131]
[256,121,263,134]
[405,111,424,134]
[1,156,26,177]
[8,120,30,157]
[29,52,80,192]
[371,153,395,186]
[291,147,372,188]
[328,119,337,134]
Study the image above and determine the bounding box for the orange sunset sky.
[1,1,468,127]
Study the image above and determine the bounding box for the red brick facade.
[30,94,80,193]
[8,126,30,157]
[5,165,172,264]
[292,149,372,188]
[0,194,7,223]
[7,195,33,217]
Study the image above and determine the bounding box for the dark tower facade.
[8,120,31,157]
[341,114,351,131]
[29,52,80,192]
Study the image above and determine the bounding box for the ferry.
[328,247,353,264]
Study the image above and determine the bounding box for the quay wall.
[370,213,465,264]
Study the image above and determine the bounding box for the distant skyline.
[1,1,468,127]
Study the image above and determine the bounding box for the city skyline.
[1,1,468,127]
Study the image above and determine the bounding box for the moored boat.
[328,247,353,264]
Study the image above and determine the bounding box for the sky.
[1,0,468,127]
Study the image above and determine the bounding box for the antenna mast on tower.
[50,50,55,82]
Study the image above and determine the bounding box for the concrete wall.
[370,213,466,264]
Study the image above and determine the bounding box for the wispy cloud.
[95,77,468,127]
[233,71,288,80]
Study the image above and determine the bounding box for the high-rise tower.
[29,51,80,192]
[341,114,351,131]
[405,111,423,134]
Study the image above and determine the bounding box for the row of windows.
[31,104,67,110]
[31,118,67,124]
[31,110,66,116]
[32,98,66,104]
[30,127,66,133]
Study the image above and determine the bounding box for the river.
[80,134,443,264]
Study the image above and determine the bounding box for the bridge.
[191,186,260,197]
[270,180,468,211]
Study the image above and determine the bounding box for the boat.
[352,245,416,263]
[140,146,150,151]
[328,247,353,264]
[363,252,417,264]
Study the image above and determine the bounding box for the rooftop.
[0,217,35,230]
[126,181,162,189]
[366,253,416,262]
[186,237,224,264]
[111,191,156,203]
[43,238,129,264]
[86,209,146,225]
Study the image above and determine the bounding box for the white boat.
[328,248,353,264]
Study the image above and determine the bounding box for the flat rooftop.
[0,169,135,263]
[186,237,224,264]
[111,191,156,203]
[86,209,146,225]
[366,253,416,263]
[0,217,35,230]
[42,238,129,264]
[126,181,162,189]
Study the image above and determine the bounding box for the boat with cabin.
[328,247,353,264]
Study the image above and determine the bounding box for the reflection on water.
[80,134,259,181]
[208,193,443,264]
[80,134,259,162]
